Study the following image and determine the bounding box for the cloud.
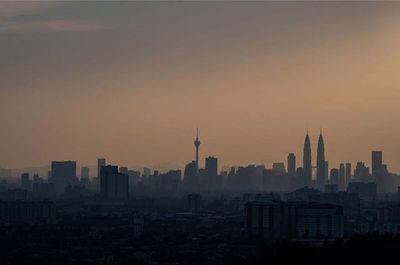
[0,2,133,34]
[0,18,124,33]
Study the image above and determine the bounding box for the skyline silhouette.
[1,2,400,264]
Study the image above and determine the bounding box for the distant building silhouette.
[272,163,286,175]
[81,166,90,179]
[97,158,106,178]
[100,165,129,200]
[205,156,219,189]
[20,173,31,192]
[287,153,296,178]
[316,132,327,189]
[50,161,78,192]
[330,168,339,186]
[371,151,383,178]
[303,132,312,186]
[245,201,343,240]
[345,163,352,186]
[184,161,197,188]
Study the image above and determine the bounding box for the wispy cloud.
[0,18,124,33]
[0,2,133,34]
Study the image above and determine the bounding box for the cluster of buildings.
[0,130,396,200]
[245,201,344,240]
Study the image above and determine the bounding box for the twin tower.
[303,131,327,186]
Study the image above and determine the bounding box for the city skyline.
[1,129,396,177]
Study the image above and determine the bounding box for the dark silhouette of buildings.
[316,132,327,189]
[97,158,106,178]
[20,173,31,192]
[100,165,129,200]
[345,163,352,186]
[287,153,296,178]
[205,156,219,189]
[50,161,78,192]
[0,200,55,225]
[303,132,312,186]
[245,201,343,240]
[372,151,383,178]
[81,166,90,179]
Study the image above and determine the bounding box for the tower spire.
[194,128,201,175]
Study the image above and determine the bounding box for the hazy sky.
[0,1,399,172]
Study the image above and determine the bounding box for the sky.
[0,1,400,173]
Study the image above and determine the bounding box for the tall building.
[205,156,219,188]
[371,151,383,178]
[272,163,286,175]
[20,173,31,191]
[316,132,326,189]
[100,165,129,200]
[97,158,106,178]
[303,132,312,186]
[354,162,370,182]
[345,163,352,186]
[50,161,78,192]
[81,166,90,179]
[184,161,197,188]
[330,168,339,186]
[194,128,201,174]
[339,163,345,191]
[287,153,296,178]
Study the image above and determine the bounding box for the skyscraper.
[205,156,218,188]
[194,128,201,174]
[81,166,90,179]
[184,160,198,188]
[50,161,78,192]
[371,151,383,178]
[287,153,296,178]
[100,165,129,200]
[20,173,31,191]
[339,163,345,191]
[303,132,312,186]
[97,158,106,178]
[345,163,352,186]
[316,132,326,189]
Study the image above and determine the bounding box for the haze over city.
[1,1,400,171]
[3,2,400,265]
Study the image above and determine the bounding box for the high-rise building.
[353,162,370,182]
[316,132,326,189]
[287,153,296,178]
[184,161,197,188]
[205,156,218,188]
[303,132,312,186]
[345,163,352,186]
[50,161,78,192]
[81,166,90,179]
[100,165,129,200]
[371,151,383,178]
[272,163,286,175]
[339,163,345,191]
[330,168,339,186]
[20,173,31,191]
[97,158,106,178]
[194,128,201,174]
